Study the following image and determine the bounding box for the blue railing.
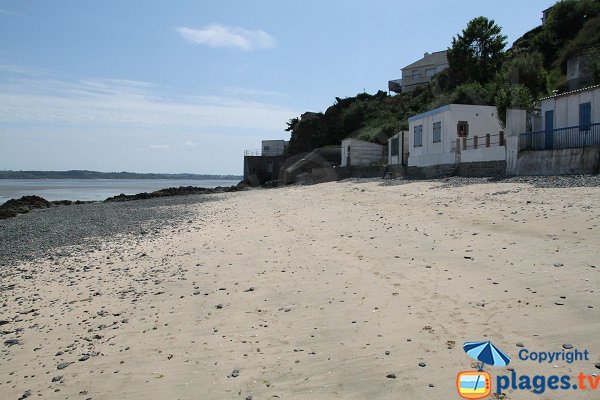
[519,122,600,151]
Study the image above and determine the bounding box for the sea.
[0,179,240,204]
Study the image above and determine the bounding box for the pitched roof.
[538,84,600,101]
[402,50,448,70]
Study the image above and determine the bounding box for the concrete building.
[518,84,600,153]
[389,51,449,94]
[260,140,288,156]
[566,47,599,91]
[243,139,289,186]
[387,131,409,166]
[407,104,504,168]
[538,84,599,131]
[541,6,554,25]
[340,138,387,167]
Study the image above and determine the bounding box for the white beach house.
[407,104,505,167]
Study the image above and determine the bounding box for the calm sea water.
[0,179,240,203]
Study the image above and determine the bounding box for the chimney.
[424,52,430,57]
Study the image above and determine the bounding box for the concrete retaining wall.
[406,160,506,179]
[516,146,600,175]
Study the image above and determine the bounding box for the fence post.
[462,137,467,150]
[473,135,478,149]
[486,134,490,147]
[499,131,505,146]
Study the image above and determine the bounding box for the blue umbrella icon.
[463,341,511,394]
[463,341,511,370]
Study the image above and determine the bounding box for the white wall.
[408,104,503,167]
[262,140,288,156]
[341,139,386,167]
[540,87,600,130]
[461,146,506,163]
[387,131,409,165]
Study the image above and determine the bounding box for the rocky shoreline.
[0,193,224,267]
[0,184,247,220]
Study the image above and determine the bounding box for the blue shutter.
[579,102,591,131]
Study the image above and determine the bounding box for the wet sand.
[1,179,599,399]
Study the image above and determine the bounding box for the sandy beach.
[1,178,599,400]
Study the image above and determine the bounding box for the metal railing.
[244,149,286,157]
[519,122,600,151]
[451,133,505,152]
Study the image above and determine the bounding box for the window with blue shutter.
[579,102,591,131]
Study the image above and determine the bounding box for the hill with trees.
[284,0,600,157]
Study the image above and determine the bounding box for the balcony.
[388,79,402,93]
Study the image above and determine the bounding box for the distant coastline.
[0,170,242,180]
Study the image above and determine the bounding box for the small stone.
[79,355,90,362]
[595,363,600,369]
[57,362,71,370]
[516,343,524,347]
[4,339,19,346]
[231,369,239,378]
[385,351,390,355]
[554,263,563,267]
[562,344,573,350]
[428,383,435,387]
[246,396,253,400]
[386,373,396,379]
[418,362,426,367]
[243,287,255,292]
[52,376,63,382]
[215,304,223,309]
[18,390,31,400]
[555,302,564,306]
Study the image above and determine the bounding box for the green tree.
[446,17,508,88]
[504,51,547,98]
[494,84,534,127]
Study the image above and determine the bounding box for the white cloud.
[0,9,19,16]
[0,66,297,174]
[176,24,276,51]
[0,73,297,132]
[149,144,169,150]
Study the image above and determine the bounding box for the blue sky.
[0,0,553,175]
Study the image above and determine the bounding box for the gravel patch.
[379,175,600,189]
[0,194,220,267]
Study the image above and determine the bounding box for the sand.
[1,179,599,400]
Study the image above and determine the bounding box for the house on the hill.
[407,104,505,174]
[389,51,449,94]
